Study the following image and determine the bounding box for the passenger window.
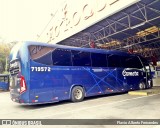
[52,48,72,66]
[34,52,53,65]
[120,56,127,68]
[125,56,143,69]
[29,46,53,65]
[108,54,121,67]
[91,53,107,67]
[72,50,91,66]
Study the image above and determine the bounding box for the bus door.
[135,56,153,89]
[141,60,153,88]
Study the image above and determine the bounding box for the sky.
[0,0,64,42]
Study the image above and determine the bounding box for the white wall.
[38,0,139,44]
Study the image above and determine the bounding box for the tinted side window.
[120,56,127,68]
[108,54,121,67]
[91,53,107,67]
[72,50,91,66]
[140,56,149,66]
[34,52,53,65]
[125,56,143,69]
[29,46,53,65]
[52,48,72,66]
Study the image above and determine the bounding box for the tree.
[0,42,17,73]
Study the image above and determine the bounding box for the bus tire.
[71,86,85,102]
[139,82,145,90]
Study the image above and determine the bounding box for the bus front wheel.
[139,82,146,90]
[71,86,85,102]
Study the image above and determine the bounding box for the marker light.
[20,76,27,94]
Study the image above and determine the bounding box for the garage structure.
[55,0,160,63]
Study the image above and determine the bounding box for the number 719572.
[31,67,51,72]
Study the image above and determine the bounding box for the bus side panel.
[29,68,62,103]
[112,68,126,92]
[71,67,100,97]
[30,64,122,103]
[29,65,145,104]
[118,68,144,90]
[90,68,120,94]
[70,67,121,97]
[29,62,76,103]
[117,68,133,91]
[29,64,128,103]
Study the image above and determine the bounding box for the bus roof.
[23,41,132,56]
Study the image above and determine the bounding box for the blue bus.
[0,74,9,90]
[9,41,153,104]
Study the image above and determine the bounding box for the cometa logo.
[122,70,139,76]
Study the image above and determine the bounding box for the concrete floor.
[153,77,160,86]
[0,78,160,128]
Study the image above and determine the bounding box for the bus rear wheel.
[71,86,85,102]
[139,82,146,90]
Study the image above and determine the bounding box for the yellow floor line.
[128,89,160,95]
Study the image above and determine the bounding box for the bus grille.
[10,68,20,75]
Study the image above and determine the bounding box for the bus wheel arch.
[70,85,85,102]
